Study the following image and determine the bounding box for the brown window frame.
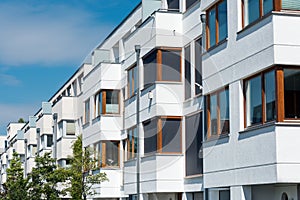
[241,0,277,29]
[206,0,228,50]
[84,99,90,124]
[144,116,182,155]
[95,141,120,168]
[94,89,120,117]
[127,65,137,98]
[143,47,182,87]
[206,87,230,138]
[127,126,137,160]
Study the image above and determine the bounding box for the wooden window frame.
[98,141,120,168]
[127,65,137,98]
[206,87,229,138]
[127,126,137,160]
[241,0,277,29]
[143,47,182,87]
[143,116,182,155]
[95,90,120,116]
[243,68,279,128]
[206,0,227,50]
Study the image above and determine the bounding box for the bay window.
[207,88,230,138]
[143,48,182,87]
[143,117,182,154]
[206,0,228,49]
[94,90,120,117]
[95,141,120,168]
[284,69,300,119]
[244,71,276,127]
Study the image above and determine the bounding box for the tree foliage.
[68,135,108,199]
[27,152,70,200]
[3,152,28,200]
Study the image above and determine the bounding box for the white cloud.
[0,103,39,135]
[0,73,21,86]
[0,1,112,67]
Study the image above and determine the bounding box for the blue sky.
[0,0,140,134]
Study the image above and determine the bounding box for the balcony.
[124,154,184,194]
[52,96,77,121]
[56,137,73,160]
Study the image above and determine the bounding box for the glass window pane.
[185,45,191,100]
[264,71,276,121]
[143,50,157,87]
[66,121,75,135]
[219,89,230,134]
[85,100,90,123]
[133,127,138,157]
[219,190,230,200]
[263,0,273,15]
[134,67,138,93]
[210,94,218,135]
[284,69,300,119]
[128,69,133,97]
[218,0,228,42]
[98,92,102,115]
[186,0,198,10]
[185,113,203,176]
[167,0,180,10]
[208,8,216,47]
[105,90,119,114]
[246,76,262,126]
[161,118,181,153]
[161,50,181,82]
[244,0,260,26]
[195,38,202,95]
[105,141,119,167]
[143,118,157,154]
[47,135,53,147]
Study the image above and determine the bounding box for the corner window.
[244,71,276,127]
[242,0,274,27]
[127,66,137,98]
[143,48,182,87]
[206,0,228,49]
[84,99,90,124]
[207,88,229,138]
[95,141,120,168]
[127,126,137,160]
[143,117,182,154]
[95,90,120,116]
[284,69,300,119]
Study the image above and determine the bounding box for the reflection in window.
[265,71,276,121]
[95,141,119,168]
[284,69,300,119]
[95,90,120,116]
[242,0,273,27]
[195,38,202,95]
[185,45,191,100]
[84,99,90,124]
[127,127,137,160]
[246,76,262,126]
[206,0,228,49]
[207,88,230,138]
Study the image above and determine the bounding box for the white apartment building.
[1,0,300,200]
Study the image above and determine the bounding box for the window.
[282,0,300,10]
[95,141,120,168]
[207,88,229,138]
[46,135,53,148]
[219,190,230,200]
[242,0,274,27]
[167,0,179,10]
[66,121,76,135]
[206,0,228,49]
[143,117,182,154]
[195,38,202,95]
[244,71,276,127]
[127,66,137,98]
[186,112,203,176]
[284,69,300,119]
[185,45,191,100]
[186,0,198,11]
[127,126,137,160]
[95,90,120,116]
[84,99,90,124]
[143,48,182,87]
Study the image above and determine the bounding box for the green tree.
[4,152,28,200]
[68,135,108,200]
[27,152,70,200]
[17,118,25,123]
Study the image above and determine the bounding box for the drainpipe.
[24,139,28,177]
[36,128,40,156]
[200,13,208,200]
[53,113,58,163]
[135,45,141,200]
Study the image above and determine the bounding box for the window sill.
[185,174,203,179]
[237,12,273,35]
[82,122,90,129]
[240,121,275,134]
[205,38,228,53]
[205,133,229,142]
